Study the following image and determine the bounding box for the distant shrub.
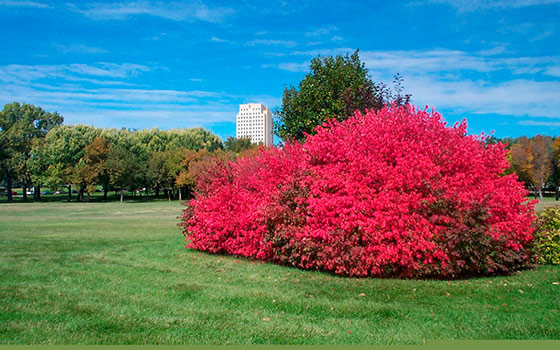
[534,207,560,264]
[180,105,536,278]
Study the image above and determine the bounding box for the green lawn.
[534,196,560,212]
[0,201,559,344]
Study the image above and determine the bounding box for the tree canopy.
[274,50,381,141]
[274,50,412,142]
[0,102,63,201]
[223,136,256,155]
[0,102,225,203]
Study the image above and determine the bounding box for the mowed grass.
[534,196,560,212]
[0,201,559,345]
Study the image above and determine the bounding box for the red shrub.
[179,105,536,278]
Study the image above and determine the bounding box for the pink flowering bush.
[179,105,536,278]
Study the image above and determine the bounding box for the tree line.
[3,50,555,204]
[500,135,560,201]
[0,102,256,203]
[2,50,411,204]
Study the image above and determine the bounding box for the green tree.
[163,148,188,200]
[68,137,112,202]
[106,144,137,203]
[223,136,256,154]
[165,128,223,152]
[82,137,111,200]
[551,137,560,200]
[146,148,186,201]
[40,125,99,201]
[0,102,63,201]
[28,137,48,200]
[274,50,381,141]
[71,159,95,202]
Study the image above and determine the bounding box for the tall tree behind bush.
[274,50,380,141]
[223,136,257,155]
[274,50,411,142]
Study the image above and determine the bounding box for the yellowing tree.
[510,135,553,200]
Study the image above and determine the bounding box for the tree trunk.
[6,173,13,202]
[103,183,108,200]
[68,184,72,202]
[179,187,182,201]
[538,187,544,201]
[120,187,124,203]
[22,183,27,202]
[167,188,171,201]
[87,191,90,202]
[155,187,160,197]
[556,187,559,201]
[34,185,41,201]
[145,189,149,199]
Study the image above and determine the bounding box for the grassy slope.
[0,201,559,344]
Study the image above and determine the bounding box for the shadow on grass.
[0,193,190,204]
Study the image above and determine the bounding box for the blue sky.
[0,0,559,141]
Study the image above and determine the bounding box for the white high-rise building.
[236,103,273,146]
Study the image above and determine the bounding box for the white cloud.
[0,62,280,130]
[0,63,151,85]
[242,94,282,110]
[305,26,337,37]
[519,120,560,127]
[476,45,508,56]
[545,66,560,76]
[280,48,560,78]
[0,1,48,8]
[0,81,239,128]
[0,84,219,105]
[262,62,308,72]
[210,37,236,44]
[247,39,298,48]
[267,48,560,120]
[425,0,560,11]
[358,50,560,119]
[278,62,308,72]
[53,44,109,55]
[529,30,554,42]
[288,47,356,56]
[359,50,560,77]
[69,63,151,78]
[62,109,236,130]
[71,1,234,23]
[404,77,560,119]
